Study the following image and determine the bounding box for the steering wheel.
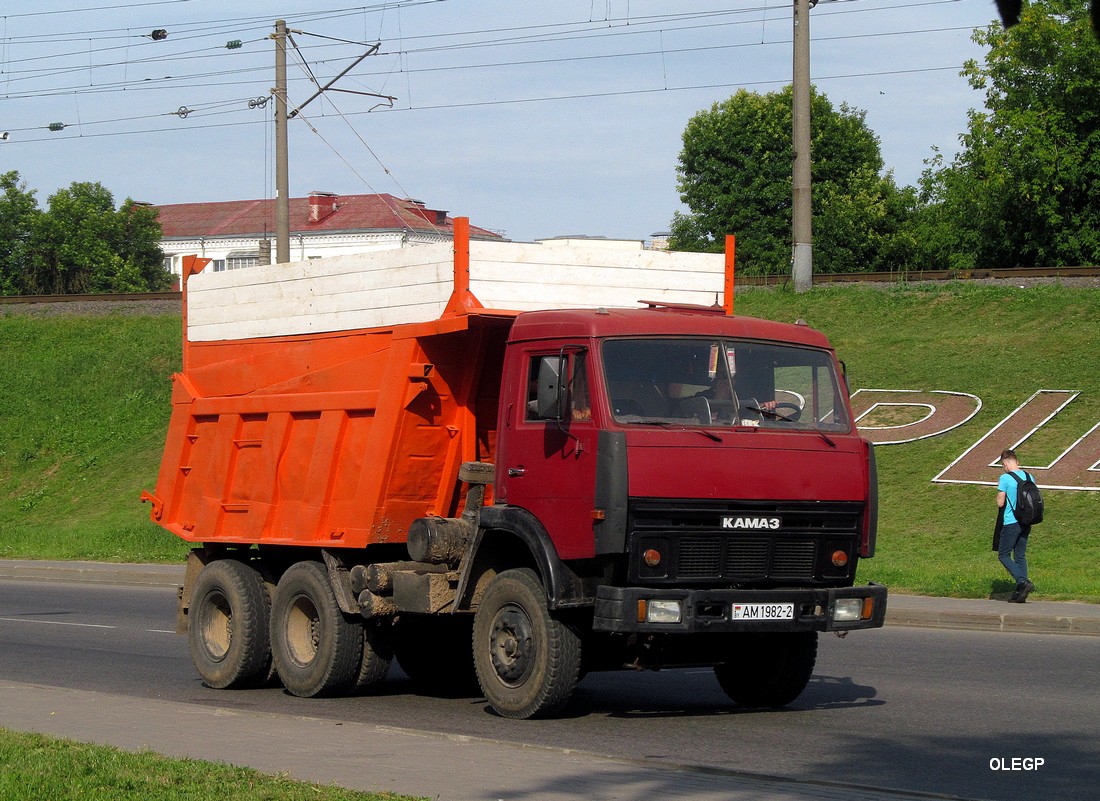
[773,402,803,422]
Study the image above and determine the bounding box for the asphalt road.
[1,579,1098,801]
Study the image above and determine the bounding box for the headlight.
[638,599,683,624]
[833,598,864,622]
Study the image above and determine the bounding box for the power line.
[1,21,975,105]
[2,61,966,144]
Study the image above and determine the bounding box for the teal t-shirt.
[998,470,1030,526]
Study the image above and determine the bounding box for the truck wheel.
[473,568,581,719]
[270,561,363,698]
[714,631,818,708]
[393,615,478,694]
[353,621,394,693]
[188,559,272,689]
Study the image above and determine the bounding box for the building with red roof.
[156,192,502,276]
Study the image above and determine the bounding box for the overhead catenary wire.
[3,61,965,144]
[0,15,978,108]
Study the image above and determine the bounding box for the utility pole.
[273,19,290,264]
[791,0,813,293]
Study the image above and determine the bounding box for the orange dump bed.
[145,311,513,549]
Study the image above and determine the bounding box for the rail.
[1,265,1098,306]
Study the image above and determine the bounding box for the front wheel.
[714,631,818,708]
[472,568,581,719]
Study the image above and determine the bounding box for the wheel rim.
[285,593,320,668]
[489,603,534,687]
[198,591,232,662]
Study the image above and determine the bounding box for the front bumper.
[592,583,888,634]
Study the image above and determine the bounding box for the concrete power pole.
[791,0,813,293]
[273,19,291,264]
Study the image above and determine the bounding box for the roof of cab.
[504,306,832,349]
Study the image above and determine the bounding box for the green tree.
[27,182,169,294]
[670,85,916,275]
[0,172,41,295]
[917,0,1100,268]
[117,199,172,292]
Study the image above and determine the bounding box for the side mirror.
[536,355,566,420]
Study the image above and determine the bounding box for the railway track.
[2,266,1099,305]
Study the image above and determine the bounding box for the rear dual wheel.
[188,559,272,689]
[270,561,371,698]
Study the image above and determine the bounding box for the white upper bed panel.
[186,239,726,342]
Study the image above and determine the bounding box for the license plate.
[731,603,795,621]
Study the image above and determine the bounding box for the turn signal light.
[831,550,849,568]
[643,548,662,567]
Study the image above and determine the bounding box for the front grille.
[676,537,816,580]
[629,499,861,585]
[679,537,722,575]
[723,537,768,577]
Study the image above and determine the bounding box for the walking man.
[996,448,1034,603]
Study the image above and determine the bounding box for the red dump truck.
[143,220,886,719]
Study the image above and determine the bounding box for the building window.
[225,250,259,271]
[227,255,258,270]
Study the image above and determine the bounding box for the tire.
[188,559,272,689]
[393,615,478,695]
[714,631,818,708]
[353,621,394,693]
[472,568,581,719]
[270,561,363,698]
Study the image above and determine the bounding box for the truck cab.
[475,305,883,714]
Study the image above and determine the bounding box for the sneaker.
[1017,580,1034,603]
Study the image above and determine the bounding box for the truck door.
[497,348,599,560]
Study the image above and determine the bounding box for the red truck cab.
[491,304,882,632]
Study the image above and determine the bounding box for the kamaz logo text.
[722,516,781,530]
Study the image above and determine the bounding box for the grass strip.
[0,728,425,801]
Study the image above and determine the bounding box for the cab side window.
[570,352,591,421]
[524,352,590,422]
[525,355,544,421]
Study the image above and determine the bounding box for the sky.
[0,0,1000,243]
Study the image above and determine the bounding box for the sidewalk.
[2,558,1098,637]
[0,679,972,801]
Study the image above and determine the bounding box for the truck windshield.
[601,338,850,432]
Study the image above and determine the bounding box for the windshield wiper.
[634,419,722,442]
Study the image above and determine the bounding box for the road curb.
[883,593,1100,638]
[0,560,182,588]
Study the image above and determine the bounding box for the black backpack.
[1009,472,1044,526]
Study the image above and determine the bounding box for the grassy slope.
[0,312,190,563]
[2,282,1097,601]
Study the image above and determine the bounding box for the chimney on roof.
[403,197,448,226]
[309,191,339,224]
